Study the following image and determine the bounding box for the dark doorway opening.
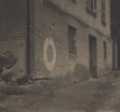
[89,35,97,78]
[113,39,120,70]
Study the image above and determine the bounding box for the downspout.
[26,0,32,80]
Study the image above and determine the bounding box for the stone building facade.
[0,0,112,80]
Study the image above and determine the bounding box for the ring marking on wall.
[43,38,56,71]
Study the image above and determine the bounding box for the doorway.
[113,39,120,70]
[89,35,97,78]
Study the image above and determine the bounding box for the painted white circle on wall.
[43,38,56,71]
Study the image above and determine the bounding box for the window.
[103,41,107,60]
[101,0,106,26]
[86,0,97,17]
[71,0,77,4]
[43,0,53,8]
[68,25,77,59]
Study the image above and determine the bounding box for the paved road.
[0,77,119,112]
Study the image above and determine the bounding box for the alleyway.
[0,73,119,112]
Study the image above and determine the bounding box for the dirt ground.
[0,73,119,112]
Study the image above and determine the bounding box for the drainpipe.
[26,0,32,80]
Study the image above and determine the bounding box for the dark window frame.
[71,0,77,4]
[86,0,97,17]
[103,41,107,60]
[68,25,77,59]
[101,0,106,26]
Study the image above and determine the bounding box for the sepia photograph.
[0,0,119,112]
